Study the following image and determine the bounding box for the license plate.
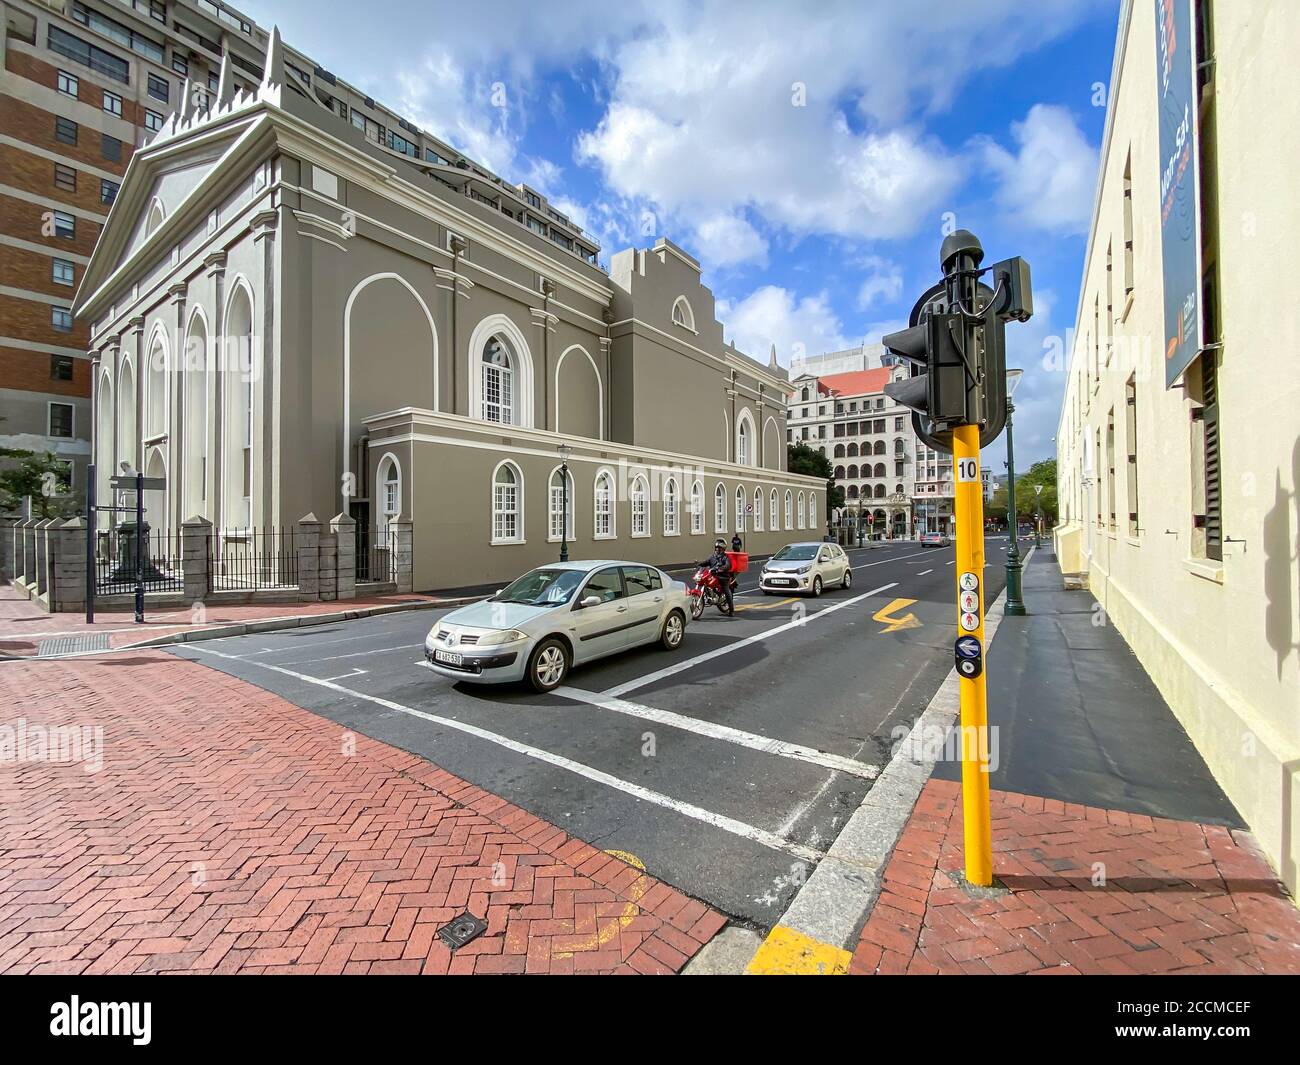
[770,577,794,586]
[434,650,464,666]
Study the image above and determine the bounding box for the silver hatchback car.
[759,541,853,596]
[425,560,692,692]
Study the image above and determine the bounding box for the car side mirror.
[579,595,601,609]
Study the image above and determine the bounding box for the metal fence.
[210,527,298,590]
[94,526,184,595]
[356,526,395,583]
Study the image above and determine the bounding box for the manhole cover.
[36,634,110,657]
[437,912,488,950]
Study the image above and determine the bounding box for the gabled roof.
[815,368,893,398]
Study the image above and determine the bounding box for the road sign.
[960,610,979,632]
[111,475,166,491]
[955,636,981,658]
[959,590,979,614]
[959,571,979,592]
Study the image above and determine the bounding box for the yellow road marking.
[872,597,921,634]
[734,597,798,612]
[745,924,852,975]
[551,849,649,959]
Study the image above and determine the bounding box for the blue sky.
[239,0,1119,464]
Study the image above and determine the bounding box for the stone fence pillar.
[34,518,56,599]
[181,516,212,605]
[0,517,17,583]
[331,513,355,602]
[295,514,321,602]
[50,517,86,613]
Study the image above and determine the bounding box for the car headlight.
[475,629,529,647]
[795,564,813,574]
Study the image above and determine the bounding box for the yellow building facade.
[1056,0,1300,893]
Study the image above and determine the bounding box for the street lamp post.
[557,443,571,563]
[1033,483,1044,549]
[1004,369,1026,616]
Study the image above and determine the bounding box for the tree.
[0,449,77,519]
[787,442,842,523]
[989,458,1057,528]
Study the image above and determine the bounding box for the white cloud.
[716,286,853,367]
[692,213,769,268]
[981,104,1100,236]
[857,256,904,310]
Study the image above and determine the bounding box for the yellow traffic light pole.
[953,423,993,886]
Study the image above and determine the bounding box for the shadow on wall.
[1262,436,1300,895]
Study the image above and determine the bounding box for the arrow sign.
[873,597,921,634]
[955,636,981,658]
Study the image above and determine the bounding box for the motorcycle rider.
[708,538,734,613]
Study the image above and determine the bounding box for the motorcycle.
[687,564,735,619]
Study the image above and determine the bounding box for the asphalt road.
[171,536,1011,926]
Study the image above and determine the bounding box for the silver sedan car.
[425,560,692,692]
[758,541,853,596]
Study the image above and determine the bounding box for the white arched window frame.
[753,487,764,532]
[491,460,523,544]
[808,493,818,530]
[144,197,165,240]
[547,465,574,543]
[377,454,401,535]
[594,468,616,539]
[671,295,695,331]
[797,492,806,529]
[784,490,793,530]
[467,314,533,428]
[734,485,746,534]
[736,408,756,467]
[714,483,726,534]
[144,322,169,440]
[690,479,704,535]
[663,477,680,535]
[769,489,779,532]
[631,474,650,537]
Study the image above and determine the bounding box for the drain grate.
[36,634,111,657]
[437,912,488,950]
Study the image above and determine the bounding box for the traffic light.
[881,230,1032,453]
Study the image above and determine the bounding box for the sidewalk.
[0,650,723,974]
[0,583,457,659]
[851,548,1300,975]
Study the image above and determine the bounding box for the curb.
[0,594,487,661]
[741,547,1032,975]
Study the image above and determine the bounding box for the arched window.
[671,296,695,330]
[737,413,753,466]
[491,461,522,543]
[714,483,726,534]
[631,474,649,537]
[182,309,209,520]
[847,484,859,499]
[753,487,764,532]
[770,489,779,532]
[784,490,792,530]
[873,440,886,456]
[735,485,746,533]
[663,477,679,535]
[378,455,401,534]
[690,479,704,534]
[797,492,805,529]
[834,444,845,458]
[874,484,886,499]
[594,469,615,538]
[847,443,858,457]
[548,466,574,542]
[874,462,886,477]
[801,386,810,402]
[833,465,845,479]
[809,493,818,527]
[895,484,905,495]
[480,337,517,424]
[222,281,254,529]
[847,464,858,479]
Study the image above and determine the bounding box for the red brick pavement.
[0,584,443,656]
[0,651,725,974]
[851,779,1300,975]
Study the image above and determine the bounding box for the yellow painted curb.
[744,925,852,975]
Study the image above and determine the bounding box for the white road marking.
[321,667,368,682]
[850,549,930,571]
[918,569,933,576]
[946,560,955,566]
[553,687,879,780]
[277,643,421,667]
[189,646,823,864]
[602,582,898,699]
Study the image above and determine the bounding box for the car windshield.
[496,568,586,606]
[771,545,818,561]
